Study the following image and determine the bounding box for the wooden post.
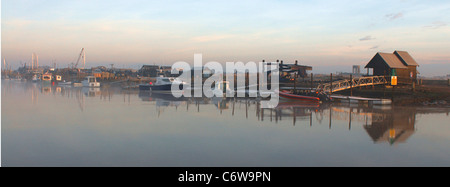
[234,70,237,91]
[310,73,313,93]
[330,73,333,94]
[294,73,297,94]
[350,74,353,96]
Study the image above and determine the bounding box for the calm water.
[2,80,450,167]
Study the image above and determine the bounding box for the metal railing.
[317,76,389,93]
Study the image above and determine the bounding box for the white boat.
[82,76,100,87]
[212,81,234,97]
[58,80,72,86]
[32,74,40,82]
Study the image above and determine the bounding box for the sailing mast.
[32,53,34,70]
[83,49,86,69]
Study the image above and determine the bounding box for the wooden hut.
[365,51,419,84]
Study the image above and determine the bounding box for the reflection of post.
[261,108,264,121]
[329,107,332,129]
[256,102,260,121]
[349,108,352,130]
[310,112,312,127]
[270,109,273,122]
[245,100,248,119]
[232,98,235,116]
[293,107,296,126]
[279,109,282,121]
[275,110,278,123]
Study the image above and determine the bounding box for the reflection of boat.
[138,91,187,101]
[139,77,185,92]
[278,90,320,102]
[276,101,320,109]
[82,87,101,97]
[82,76,100,87]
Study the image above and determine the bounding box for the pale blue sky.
[2,0,450,75]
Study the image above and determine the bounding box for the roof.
[365,51,420,69]
[394,51,419,66]
[377,53,408,69]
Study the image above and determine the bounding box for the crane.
[73,48,85,69]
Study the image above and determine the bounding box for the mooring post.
[234,69,237,91]
[350,74,353,96]
[330,73,333,94]
[294,73,297,94]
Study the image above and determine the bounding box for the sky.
[1,0,450,76]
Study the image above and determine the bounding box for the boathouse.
[365,51,419,83]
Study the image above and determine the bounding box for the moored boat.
[42,73,52,82]
[139,77,185,92]
[82,76,100,87]
[211,81,235,97]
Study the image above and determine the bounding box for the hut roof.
[394,51,419,66]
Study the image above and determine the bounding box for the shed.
[365,51,419,83]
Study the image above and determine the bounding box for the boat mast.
[83,49,86,69]
[31,53,34,70]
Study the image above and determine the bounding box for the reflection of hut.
[364,109,416,145]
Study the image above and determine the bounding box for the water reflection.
[2,81,450,147]
[3,80,450,166]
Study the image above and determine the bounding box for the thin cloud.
[423,21,447,29]
[369,46,379,50]
[385,13,403,21]
[359,35,375,41]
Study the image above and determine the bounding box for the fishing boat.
[278,90,320,102]
[139,77,185,92]
[41,73,52,83]
[82,76,100,87]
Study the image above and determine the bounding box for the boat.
[211,81,234,97]
[139,77,185,92]
[278,90,320,102]
[82,76,100,87]
[42,73,52,82]
[58,80,72,86]
[32,74,40,82]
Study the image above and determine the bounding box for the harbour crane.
[73,48,85,69]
